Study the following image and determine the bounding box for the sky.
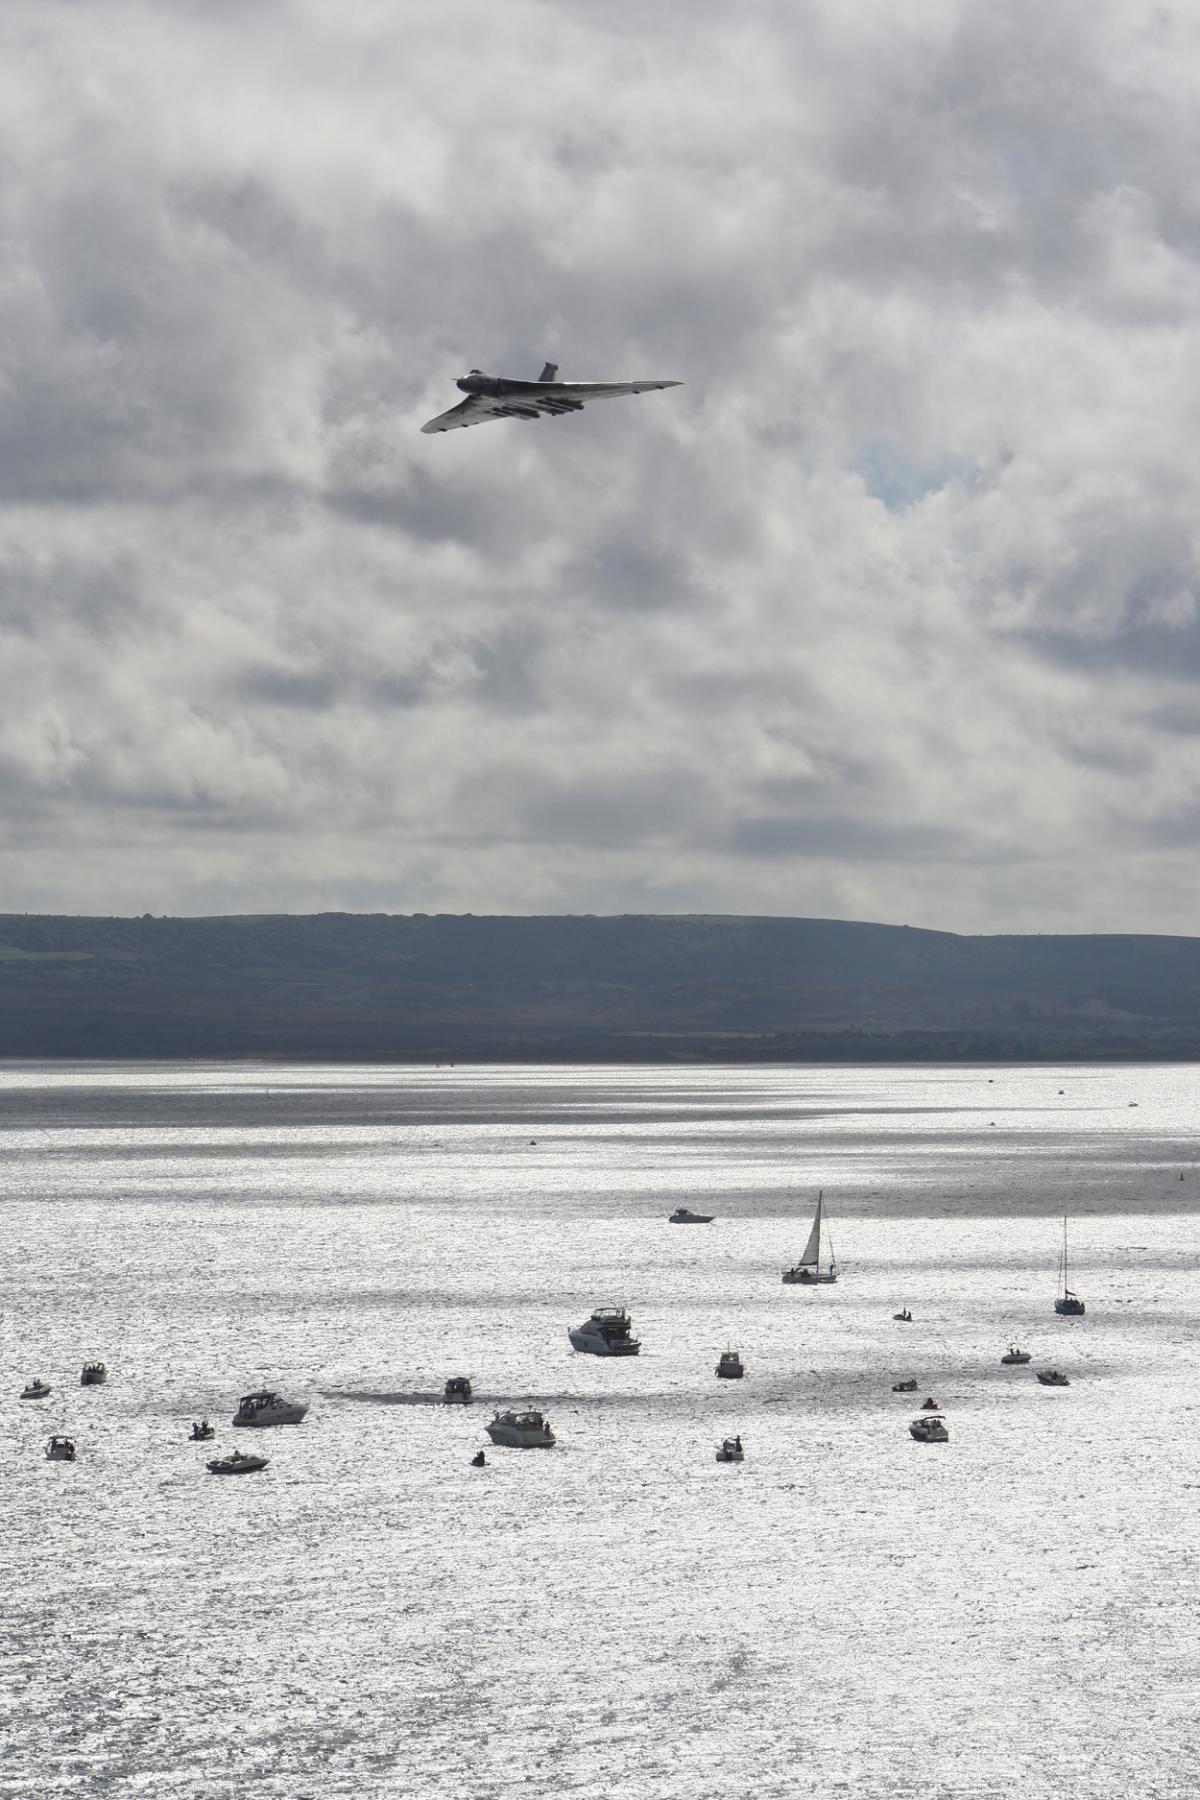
[4,0,1200,934]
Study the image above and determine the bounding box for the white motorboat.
[80,1362,107,1386]
[782,1190,838,1284]
[45,1436,76,1462]
[716,1349,745,1380]
[1036,1368,1071,1386]
[20,1380,51,1401]
[485,1409,555,1448]
[669,1207,713,1224]
[207,1451,270,1475]
[909,1414,949,1443]
[715,1438,744,1463]
[1000,1346,1031,1365]
[444,1376,473,1404]
[568,1307,641,1355]
[232,1390,308,1428]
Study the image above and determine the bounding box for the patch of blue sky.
[853,442,981,511]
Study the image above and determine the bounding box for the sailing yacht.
[1054,1217,1085,1315]
[782,1190,838,1284]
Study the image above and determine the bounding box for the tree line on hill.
[1,911,1199,1060]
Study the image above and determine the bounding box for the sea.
[3,1059,1199,1800]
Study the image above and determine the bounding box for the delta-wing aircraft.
[420,363,681,433]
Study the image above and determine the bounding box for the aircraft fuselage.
[457,372,554,397]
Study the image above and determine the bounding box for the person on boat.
[734,1436,742,1453]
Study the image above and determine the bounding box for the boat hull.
[232,1401,308,1427]
[668,1213,713,1224]
[1054,1298,1085,1315]
[485,1424,555,1448]
[909,1416,949,1442]
[782,1270,837,1285]
[567,1330,640,1355]
[207,1455,269,1475]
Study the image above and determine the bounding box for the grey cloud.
[730,815,969,864]
[233,667,339,711]
[4,1,1200,930]
[563,542,707,615]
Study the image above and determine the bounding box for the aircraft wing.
[548,380,681,400]
[420,379,681,434]
[420,395,504,433]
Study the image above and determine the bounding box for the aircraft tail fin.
[538,362,559,382]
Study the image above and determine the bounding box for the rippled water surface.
[4,1060,1200,1798]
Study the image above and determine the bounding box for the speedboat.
[716,1349,745,1380]
[1036,1369,1070,1386]
[1001,1346,1031,1365]
[190,1420,216,1441]
[45,1436,76,1462]
[909,1414,949,1443]
[80,1363,107,1386]
[669,1207,713,1224]
[568,1308,641,1355]
[715,1438,744,1463]
[920,1396,939,1409]
[485,1410,555,1448]
[232,1390,308,1427]
[207,1451,270,1475]
[893,1310,914,1322]
[20,1380,51,1400]
[444,1376,473,1404]
[892,1378,918,1393]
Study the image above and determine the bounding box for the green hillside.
[2,912,1200,1059]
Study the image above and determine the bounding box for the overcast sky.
[4,0,1200,933]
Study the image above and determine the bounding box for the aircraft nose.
[457,373,484,394]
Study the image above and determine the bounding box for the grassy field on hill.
[1,913,1199,1060]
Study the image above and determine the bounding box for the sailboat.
[1053,1216,1085,1315]
[782,1190,838,1284]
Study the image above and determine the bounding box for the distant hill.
[3,912,1200,1060]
